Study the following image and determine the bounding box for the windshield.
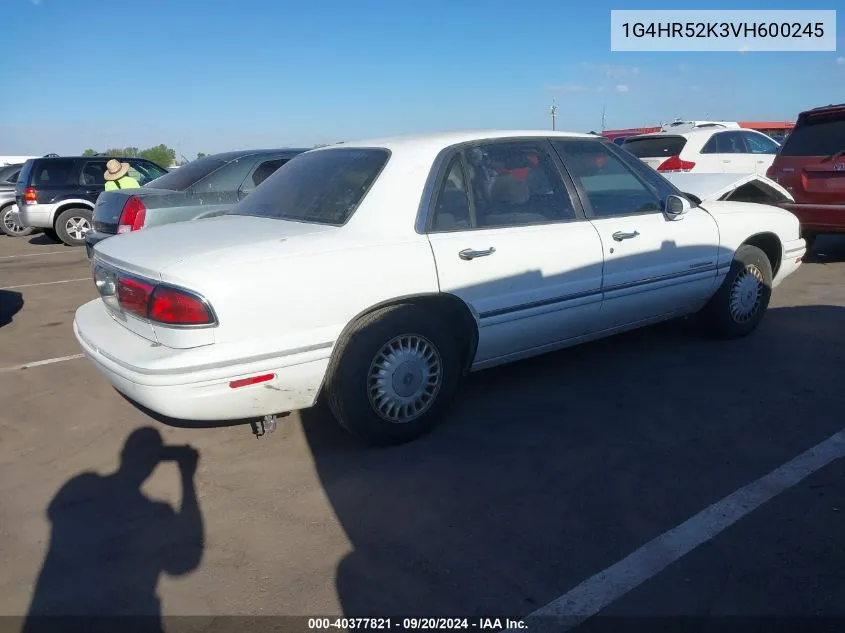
[228,148,389,225]
[779,113,845,157]
[622,135,687,158]
[144,155,228,191]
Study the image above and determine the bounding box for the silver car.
[84,148,307,258]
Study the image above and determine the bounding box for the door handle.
[721,160,731,163]
[458,247,496,260]
[612,231,640,242]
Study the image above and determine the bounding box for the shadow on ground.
[300,304,845,619]
[22,428,204,633]
[28,233,61,247]
[0,290,24,328]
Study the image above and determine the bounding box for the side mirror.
[665,194,692,220]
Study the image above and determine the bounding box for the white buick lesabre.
[74,131,806,445]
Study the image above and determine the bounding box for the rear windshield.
[28,159,77,186]
[229,148,390,225]
[780,112,845,157]
[0,165,21,183]
[144,155,228,191]
[622,136,687,158]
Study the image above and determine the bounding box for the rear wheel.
[696,244,773,339]
[0,204,34,237]
[326,304,463,446]
[54,207,93,247]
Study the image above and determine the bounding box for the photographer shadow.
[22,428,204,633]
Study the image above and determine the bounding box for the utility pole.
[601,104,607,132]
[550,98,558,131]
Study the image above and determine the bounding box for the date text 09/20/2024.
[307,618,526,630]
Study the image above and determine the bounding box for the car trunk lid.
[92,214,335,276]
[93,187,176,234]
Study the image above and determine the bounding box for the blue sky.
[0,0,842,157]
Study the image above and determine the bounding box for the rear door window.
[240,158,291,196]
[80,161,108,186]
[622,136,687,158]
[780,113,845,157]
[715,132,749,154]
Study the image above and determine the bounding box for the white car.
[622,128,781,175]
[74,131,806,445]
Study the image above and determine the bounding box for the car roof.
[624,128,753,142]
[316,130,599,154]
[206,148,310,162]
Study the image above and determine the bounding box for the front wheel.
[696,244,773,339]
[325,304,463,446]
[0,205,34,237]
[54,208,93,247]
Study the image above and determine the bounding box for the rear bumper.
[780,202,845,233]
[17,203,55,229]
[73,299,330,422]
[84,230,112,260]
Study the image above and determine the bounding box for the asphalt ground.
[2,230,845,633]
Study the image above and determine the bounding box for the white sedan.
[74,131,806,445]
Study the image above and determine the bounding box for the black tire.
[325,304,463,446]
[802,232,817,253]
[696,244,773,340]
[0,204,35,237]
[54,207,93,247]
[42,228,60,242]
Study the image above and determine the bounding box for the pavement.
[1,230,845,632]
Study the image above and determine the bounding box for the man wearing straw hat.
[103,158,141,191]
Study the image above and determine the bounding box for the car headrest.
[489,175,529,205]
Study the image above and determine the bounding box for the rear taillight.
[657,156,696,172]
[117,277,155,319]
[94,264,215,326]
[149,287,213,325]
[117,196,146,234]
[23,187,37,204]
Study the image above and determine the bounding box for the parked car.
[766,102,845,252]
[660,120,741,133]
[14,155,168,246]
[84,149,307,258]
[622,128,781,175]
[75,131,805,446]
[0,163,34,237]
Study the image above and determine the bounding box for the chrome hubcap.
[3,207,26,234]
[367,334,443,424]
[729,265,764,323]
[65,216,91,240]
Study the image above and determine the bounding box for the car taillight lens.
[657,156,696,172]
[117,277,155,318]
[23,187,37,204]
[149,287,214,325]
[117,196,146,234]
[95,263,215,326]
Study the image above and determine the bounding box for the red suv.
[767,103,845,252]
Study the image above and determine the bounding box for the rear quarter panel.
[158,228,441,362]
